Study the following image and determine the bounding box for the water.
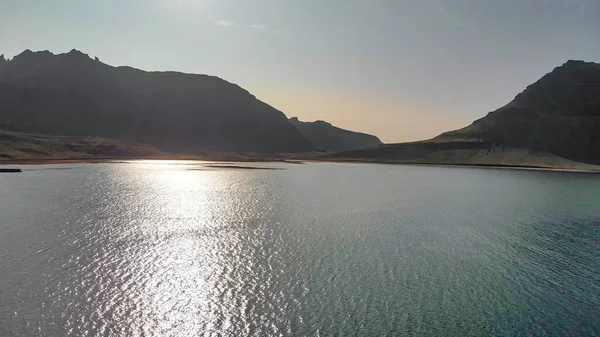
[1,161,599,337]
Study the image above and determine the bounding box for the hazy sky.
[1,0,598,142]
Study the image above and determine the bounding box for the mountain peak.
[63,49,92,61]
[289,117,331,127]
[12,49,54,63]
[0,54,5,62]
[67,49,86,56]
[15,49,33,58]
[562,59,596,67]
[314,120,332,126]
[506,59,600,107]
[553,59,600,74]
[550,59,600,74]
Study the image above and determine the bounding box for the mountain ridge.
[0,49,313,154]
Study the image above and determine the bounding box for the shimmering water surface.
[1,161,599,336]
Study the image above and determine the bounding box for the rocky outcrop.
[0,49,313,154]
[289,117,382,152]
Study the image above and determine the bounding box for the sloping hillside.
[0,129,162,160]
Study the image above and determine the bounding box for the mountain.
[0,49,313,154]
[326,60,600,170]
[289,117,382,152]
[435,60,600,164]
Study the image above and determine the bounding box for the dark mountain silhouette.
[0,49,313,154]
[327,60,600,169]
[289,117,382,152]
[435,60,600,164]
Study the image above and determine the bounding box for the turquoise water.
[1,162,599,336]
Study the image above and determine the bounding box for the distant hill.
[0,49,313,154]
[326,60,600,170]
[289,117,382,152]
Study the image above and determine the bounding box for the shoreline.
[310,158,600,174]
[0,157,306,166]
[2,157,599,174]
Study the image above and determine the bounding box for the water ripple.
[0,162,599,336]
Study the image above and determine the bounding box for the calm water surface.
[1,161,599,336]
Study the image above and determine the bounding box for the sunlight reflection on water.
[104,162,257,336]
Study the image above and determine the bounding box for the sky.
[0,0,599,143]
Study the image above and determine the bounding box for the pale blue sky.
[1,0,598,142]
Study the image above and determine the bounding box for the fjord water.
[1,162,599,336]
